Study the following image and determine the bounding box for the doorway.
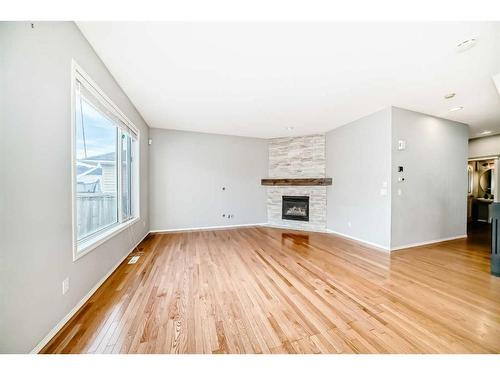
[467,157,496,243]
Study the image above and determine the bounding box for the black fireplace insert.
[282,196,309,222]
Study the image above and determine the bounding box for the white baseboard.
[325,230,467,252]
[326,229,391,252]
[263,223,328,234]
[30,231,150,354]
[390,234,467,251]
[150,223,267,233]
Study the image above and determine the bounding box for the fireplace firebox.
[282,196,309,222]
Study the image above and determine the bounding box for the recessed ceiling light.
[286,126,294,131]
[481,130,492,135]
[444,93,456,99]
[456,38,477,52]
[449,106,463,112]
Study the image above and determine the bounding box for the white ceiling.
[77,22,500,139]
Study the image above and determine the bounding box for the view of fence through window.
[75,97,118,240]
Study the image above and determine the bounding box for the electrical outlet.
[348,221,352,228]
[62,278,69,295]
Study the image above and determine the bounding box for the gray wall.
[0,22,150,353]
[391,107,468,248]
[326,107,468,250]
[326,108,392,249]
[149,129,268,230]
[469,134,500,158]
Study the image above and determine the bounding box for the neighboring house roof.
[86,166,103,176]
[77,164,93,175]
[76,152,118,194]
[82,152,116,163]
[76,162,102,177]
[77,152,115,177]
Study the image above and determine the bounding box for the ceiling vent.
[456,38,477,52]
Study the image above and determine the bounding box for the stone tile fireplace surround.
[266,135,327,231]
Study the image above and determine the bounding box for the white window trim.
[71,60,141,262]
[76,217,141,259]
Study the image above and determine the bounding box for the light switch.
[62,277,69,295]
[398,140,406,150]
[380,188,388,196]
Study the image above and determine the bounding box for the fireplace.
[282,196,309,222]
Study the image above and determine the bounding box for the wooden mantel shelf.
[261,178,332,186]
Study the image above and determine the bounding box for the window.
[72,62,139,260]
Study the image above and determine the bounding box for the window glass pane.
[75,92,118,241]
[121,133,132,221]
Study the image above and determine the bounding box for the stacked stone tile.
[267,134,327,231]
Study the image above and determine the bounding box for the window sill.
[73,216,141,261]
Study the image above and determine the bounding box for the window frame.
[71,60,140,261]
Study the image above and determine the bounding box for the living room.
[1,1,500,373]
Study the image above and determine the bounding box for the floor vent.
[128,256,140,264]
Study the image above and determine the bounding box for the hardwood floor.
[41,226,500,354]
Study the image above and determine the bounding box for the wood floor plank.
[41,225,500,354]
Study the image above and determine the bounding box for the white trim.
[390,234,467,251]
[326,229,391,252]
[71,60,141,261]
[150,223,267,233]
[72,60,139,136]
[30,230,150,354]
[264,223,328,234]
[117,129,123,228]
[70,60,78,264]
[74,217,140,260]
[468,156,499,162]
[325,229,467,252]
